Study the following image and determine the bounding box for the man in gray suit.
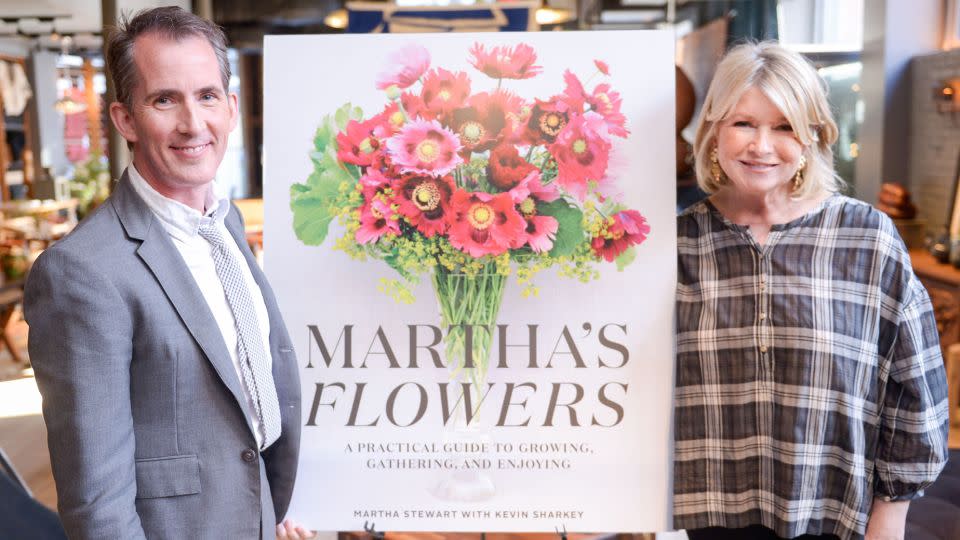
[25,7,311,539]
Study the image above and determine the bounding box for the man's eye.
[200,93,218,102]
[155,96,171,106]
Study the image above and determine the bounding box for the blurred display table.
[910,249,960,427]
[0,278,24,363]
[0,199,78,248]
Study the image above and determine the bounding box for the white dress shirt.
[128,164,273,449]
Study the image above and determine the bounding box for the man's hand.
[276,518,316,540]
[865,498,910,540]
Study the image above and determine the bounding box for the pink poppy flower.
[589,83,629,137]
[521,213,559,253]
[506,170,560,204]
[591,209,650,261]
[560,70,588,114]
[469,43,542,80]
[336,118,383,167]
[395,174,455,237]
[360,168,392,192]
[448,190,525,258]
[356,198,400,244]
[507,172,560,253]
[421,68,471,119]
[561,71,628,137]
[549,112,612,200]
[376,43,431,90]
[386,118,463,176]
[594,59,610,76]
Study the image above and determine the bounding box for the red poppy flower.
[523,98,571,145]
[421,68,471,119]
[336,118,383,167]
[371,103,407,139]
[591,209,650,261]
[448,189,526,257]
[488,143,537,191]
[394,174,455,237]
[469,43,542,80]
[450,91,522,155]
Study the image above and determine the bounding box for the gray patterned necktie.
[198,222,281,449]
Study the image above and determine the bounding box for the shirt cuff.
[877,489,924,502]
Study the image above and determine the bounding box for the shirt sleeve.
[874,272,950,501]
[24,247,147,539]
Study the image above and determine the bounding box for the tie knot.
[198,223,225,247]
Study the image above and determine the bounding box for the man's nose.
[176,101,203,134]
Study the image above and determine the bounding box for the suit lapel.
[112,173,251,419]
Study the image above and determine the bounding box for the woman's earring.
[710,147,723,185]
[794,155,807,189]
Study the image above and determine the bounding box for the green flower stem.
[432,263,507,398]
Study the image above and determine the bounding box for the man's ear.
[109,102,138,144]
[228,92,239,132]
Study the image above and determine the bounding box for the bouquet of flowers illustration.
[291,42,650,394]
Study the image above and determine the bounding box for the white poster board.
[263,30,676,532]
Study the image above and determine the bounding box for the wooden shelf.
[0,55,33,201]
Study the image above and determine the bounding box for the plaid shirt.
[674,195,950,540]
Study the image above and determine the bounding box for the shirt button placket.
[758,255,769,360]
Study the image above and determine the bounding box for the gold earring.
[794,155,807,189]
[710,147,724,185]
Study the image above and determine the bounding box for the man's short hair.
[105,6,231,111]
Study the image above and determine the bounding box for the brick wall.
[910,48,960,233]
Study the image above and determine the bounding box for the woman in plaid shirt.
[674,42,950,540]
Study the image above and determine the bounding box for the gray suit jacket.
[24,172,301,540]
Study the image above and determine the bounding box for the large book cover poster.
[263,30,676,532]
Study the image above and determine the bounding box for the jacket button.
[241,448,257,462]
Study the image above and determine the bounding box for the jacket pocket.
[135,454,201,499]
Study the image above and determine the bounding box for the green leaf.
[290,179,340,246]
[601,199,629,216]
[293,103,368,246]
[382,248,418,282]
[615,246,636,271]
[313,103,364,159]
[538,200,584,257]
[334,103,364,130]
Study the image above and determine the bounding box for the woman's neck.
[709,187,831,245]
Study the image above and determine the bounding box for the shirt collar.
[127,163,231,242]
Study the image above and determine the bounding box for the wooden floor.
[1,305,958,518]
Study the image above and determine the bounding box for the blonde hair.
[693,41,842,199]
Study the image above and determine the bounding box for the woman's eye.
[732,120,751,127]
[776,124,794,131]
